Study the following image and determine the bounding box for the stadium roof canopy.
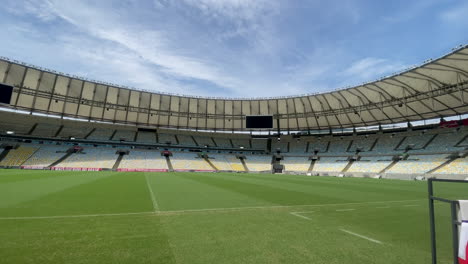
[0,45,468,132]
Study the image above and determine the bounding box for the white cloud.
[341,57,407,86]
[1,0,424,99]
[9,0,246,93]
[5,0,56,21]
[440,2,468,25]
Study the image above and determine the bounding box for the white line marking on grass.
[0,212,154,220]
[290,212,312,220]
[339,229,383,244]
[0,199,425,220]
[336,209,355,212]
[145,174,160,212]
[159,199,423,214]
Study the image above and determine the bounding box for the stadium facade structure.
[0,45,468,180]
[0,45,468,132]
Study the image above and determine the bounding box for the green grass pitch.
[0,169,465,264]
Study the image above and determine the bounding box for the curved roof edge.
[0,44,466,101]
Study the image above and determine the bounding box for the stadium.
[1,2,468,264]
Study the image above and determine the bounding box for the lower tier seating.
[347,156,393,173]
[244,155,271,172]
[282,156,310,172]
[312,157,349,173]
[208,154,245,171]
[59,148,118,168]
[22,145,68,167]
[0,145,39,166]
[386,155,449,174]
[170,152,213,171]
[434,156,468,175]
[119,150,168,169]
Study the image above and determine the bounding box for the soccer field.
[0,170,464,264]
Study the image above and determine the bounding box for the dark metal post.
[428,179,467,264]
[451,202,459,264]
[428,178,437,264]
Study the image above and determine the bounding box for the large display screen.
[246,115,273,129]
[0,84,13,104]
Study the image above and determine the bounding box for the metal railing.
[428,178,468,264]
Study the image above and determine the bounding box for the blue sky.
[0,0,467,98]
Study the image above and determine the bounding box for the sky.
[0,0,467,99]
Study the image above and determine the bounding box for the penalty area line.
[290,212,314,220]
[0,199,425,220]
[158,199,424,214]
[340,229,383,244]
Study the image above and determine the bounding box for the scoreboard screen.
[246,115,273,129]
[0,84,13,104]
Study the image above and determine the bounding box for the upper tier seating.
[348,136,377,152]
[422,129,468,152]
[306,139,328,153]
[327,139,352,154]
[176,135,197,146]
[212,137,233,148]
[289,140,307,153]
[193,136,214,147]
[158,133,177,144]
[87,129,114,140]
[371,134,405,154]
[170,152,213,171]
[0,145,38,166]
[251,139,268,150]
[112,130,136,142]
[231,138,250,148]
[271,140,288,152]
[22,145,67,167]
[59,148,118,168]
[119,150,168,169]
[58,126,93,139]
[0,119,32,135]
[396,133,434,151]
[282,156,310,172]
[31,123,61,137]
[136,131,157,143]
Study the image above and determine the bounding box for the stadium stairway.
[240,157,249,172]
[341,159,355,173]
[455,134,468,147]
[204,156,219,171]
[112,152,125,170]
[84,128,96,139]
[369,138,379,151]
[422,134,438,149]
[165,156,174,172]
[307,159,316,174]
[379,159,400,174]
[49,151,73,167]
[0,147,11,163]
[394,136,407,150]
